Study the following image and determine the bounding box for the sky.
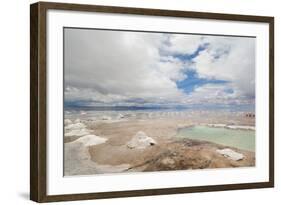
[64,28,255,109]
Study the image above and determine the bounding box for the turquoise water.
[177,126,255,152]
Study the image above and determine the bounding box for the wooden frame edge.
[30,1,274,202]
[36,1,274,22]
[30,2,39,202]
[30,2,48,202]
[269,17,274,188]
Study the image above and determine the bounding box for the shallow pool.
[177,126,255,152]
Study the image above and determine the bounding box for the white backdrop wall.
[0,0,279,204]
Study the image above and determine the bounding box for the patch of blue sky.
[167,41,232,95]
[159,39,209,61]
[176,69,229,94]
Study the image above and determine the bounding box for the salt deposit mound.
[64,119,72,125]
[65,122,90,137]
[71,135,108,146]
[208,124,255,131]
[74,118,81,123]
[216,148,244,161]
[226,125,255,131]
[65,135,130,175]
[127,131,157,149]
[65,129,89,137]
[65,122,86,130]
[117,113,124,119]
[208,124,226,128]
[101,115,112,120]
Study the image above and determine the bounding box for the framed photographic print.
[30,1,274,202]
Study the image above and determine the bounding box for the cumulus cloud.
[162,34,204,54]
[193,36,255,97]
[65,29,188,106]
[64,28,255,107]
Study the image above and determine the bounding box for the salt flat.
[64,110,255,176]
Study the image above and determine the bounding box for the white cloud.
[163,34,203,54]
[193,36,255,97]
[65,29,187,105]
